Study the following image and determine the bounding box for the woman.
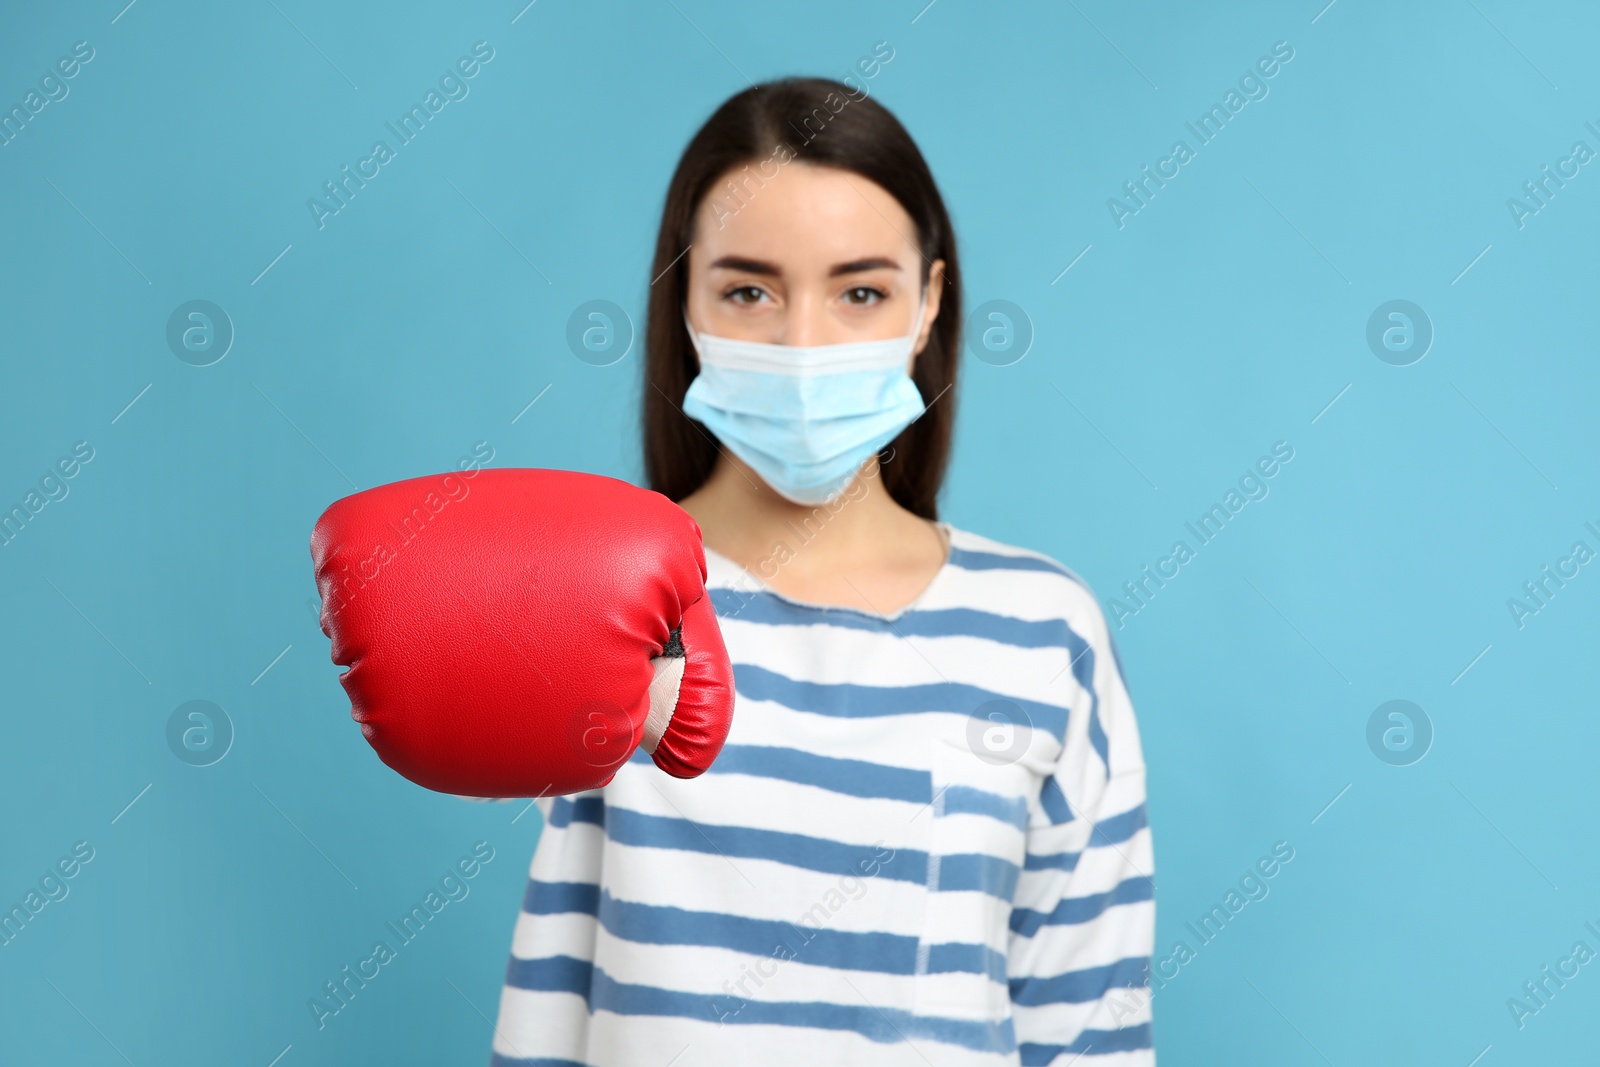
[491,77,1155,1066]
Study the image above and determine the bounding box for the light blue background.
[2,1,1595,1063]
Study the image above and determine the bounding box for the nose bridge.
[779,288,827,347]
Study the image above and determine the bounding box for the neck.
[683,453,918,565]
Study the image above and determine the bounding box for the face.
[685,162,944,369]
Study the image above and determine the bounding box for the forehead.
[690,162,917,271]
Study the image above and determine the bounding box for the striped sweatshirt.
[488,524,1156,1066]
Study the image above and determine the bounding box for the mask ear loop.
[904,285,931,363]
[680,304,704,361]
[868,287,934,479]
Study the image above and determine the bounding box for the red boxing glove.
[309,467,734,797]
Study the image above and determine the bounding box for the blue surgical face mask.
[680,292,929,506]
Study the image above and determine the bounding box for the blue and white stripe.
[490,526,1155,1066]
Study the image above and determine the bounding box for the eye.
[721,285,768,305]
[842,286,888,306]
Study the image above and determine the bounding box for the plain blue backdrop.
[2,1,1596,1063]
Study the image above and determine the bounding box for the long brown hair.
[642,77,962,520]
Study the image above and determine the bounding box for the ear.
[910,259,946,367]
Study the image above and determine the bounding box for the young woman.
[491,77,1155,1066]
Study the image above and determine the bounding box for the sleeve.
[1007,597,1156,1065]
[489,790,604,1065]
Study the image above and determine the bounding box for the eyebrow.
[707,255,902,277]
